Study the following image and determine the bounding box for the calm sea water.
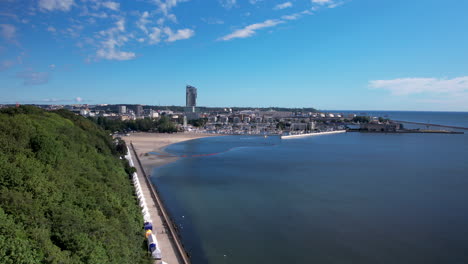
[151,112,468,264]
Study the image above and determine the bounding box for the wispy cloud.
[16,70,50,85]
[369,77,468,96]
[39,0,74,12]
[136,11,151,34]
[328,2,344,8]
[219,19,284,41]
[201,17,224,25]
[219,0,236,9]
[274,2,293,10]
[311,0,333,4]
[47,26,56,32]
[0,24,16,41]
[154,0,190,16]
[11,97,86,104]
[0,60,15,71]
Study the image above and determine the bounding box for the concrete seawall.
[129,143,191,264]
[281,130,347,139]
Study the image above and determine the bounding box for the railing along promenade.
[130,142,191,264]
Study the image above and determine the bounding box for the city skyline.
[1,0,468,111]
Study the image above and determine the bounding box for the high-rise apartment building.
[119,105,126,114]
[136,105,143,117]
[186,85,197,108]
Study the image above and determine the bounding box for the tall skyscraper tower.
[186,85,197,108]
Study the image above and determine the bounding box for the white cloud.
[166,14,177,23]
[149,27,162,44]
[0,24,16,41]
[47,26,56,32]
[102,1,120,11]
[274,2,292,10]
[16,70,50,85]
[219,19,284,41]
[281,9,314,20]
[328,2,343,8]
[219,0,236,9]
[95,18,136,61]
[39,0,74,12]
[311,0,332,4]
[116,18,125,32]
[249,0,262,4]
[75,97,83,102]
[282,14,300,20]
[369,77,468,96]
[155,0,190,16]
[137,11,151,34]
[96,48,135,60]
[163,27,195,42]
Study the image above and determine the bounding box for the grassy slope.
[0,106,150,264]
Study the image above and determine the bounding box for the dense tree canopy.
[0,106,150,264]
[89,116,178,133]
[352,116,371,123]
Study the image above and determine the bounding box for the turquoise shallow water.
[151,112,468,264]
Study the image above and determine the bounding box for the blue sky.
[1,0,467,111]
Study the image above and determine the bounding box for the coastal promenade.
[124,132,217,264]
[128,143,185,264]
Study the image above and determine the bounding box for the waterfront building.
[360,123,401,132]
[150,110,159,119]
[119,105,126,114]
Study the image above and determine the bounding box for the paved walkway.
[128,144,185,264]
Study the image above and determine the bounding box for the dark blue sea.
[151,112,468,264]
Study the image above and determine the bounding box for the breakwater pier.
[281,130,347,139]
[394,120,468,130]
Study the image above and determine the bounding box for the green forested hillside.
[0,106,150,264]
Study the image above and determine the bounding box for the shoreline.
[125,132,220,176]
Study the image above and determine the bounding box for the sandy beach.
[125,132,219,175]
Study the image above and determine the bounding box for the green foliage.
[276,121,285,130]
[0,106,150,264]
[89,116,178,133]
[352,116,371,123]
[378,117,390,123]
[188,118,207,128]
